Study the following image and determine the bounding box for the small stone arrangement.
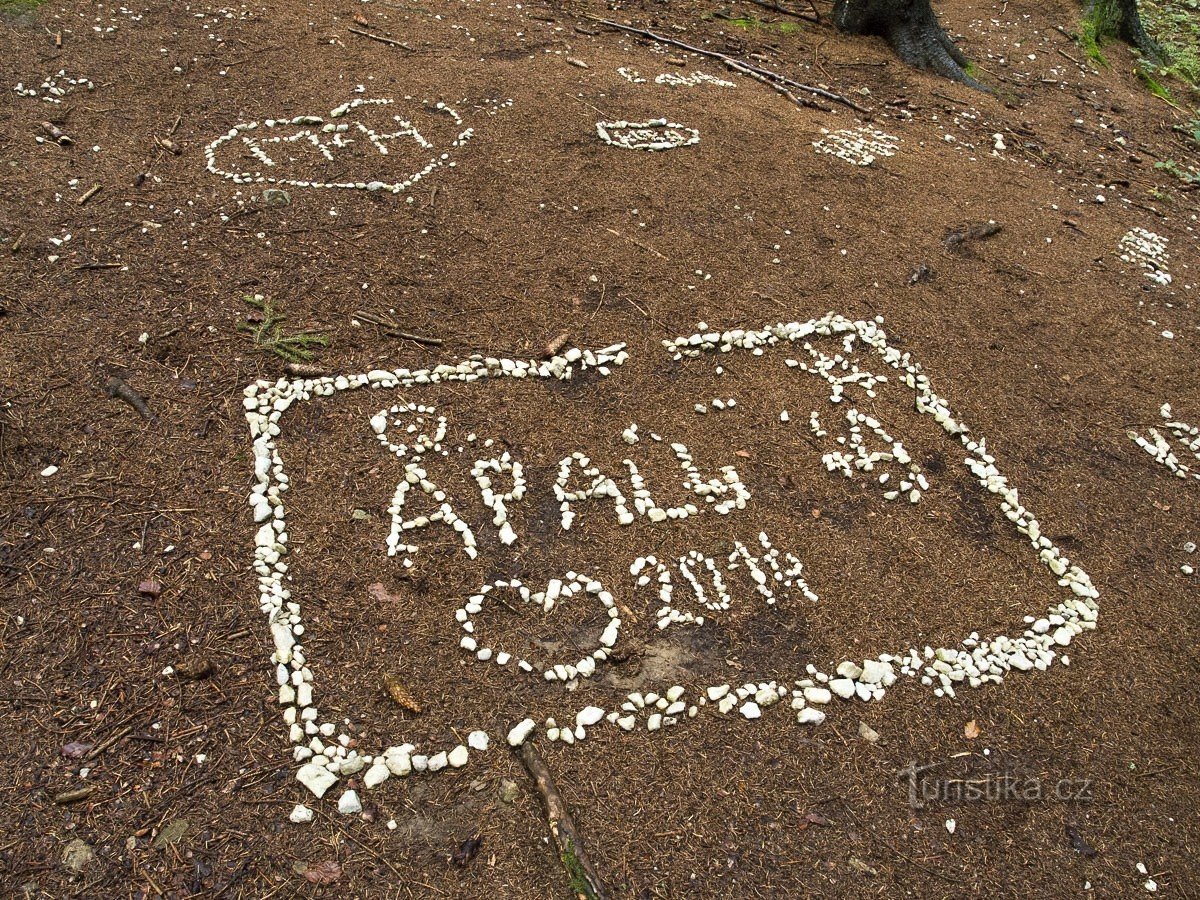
[12,70,94,102]
[204,96,474,192]
[1118,227,1171,286]
[1128,403,1200,481]
[617,67,735,88]
[246,314,1102,816]
[812,126,899,166]
[596,119,700,152]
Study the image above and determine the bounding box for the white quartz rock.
[739,701,762,720]
[829,678,856,699]
[296,763,337,798]
[576,706,605,728]
[508,718,536,746]
[364,763,390,789]
[337,790,362,815]
[467,730,490,751]
[289,804,314,824]
[804,686,832,705]
[448,745,470,768]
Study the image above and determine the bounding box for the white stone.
[576,706,605,728]
[467,730,490,751]
[739,701,762,719]
[296,763,337,798]
[337,790,362,815]
[507,718,536,746]
[829,678,856,699]
[448,745,469,767]
[289,804,314,824]
[796,707,826,725]
[804,686,832,705]
[363,763,390,788]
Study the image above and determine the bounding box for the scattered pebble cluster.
[812,126,899,166]
[654,71,736,88]
[596,119,699,152]
[1118,227,1171,286]
[12,70,94,102]
[617,67,734,88]
[205,97,474,192]
[249,314,1099,811]
[1129,403,1200,481]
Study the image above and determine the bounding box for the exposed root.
[1083,0,1166,65]
[832,0,989,91]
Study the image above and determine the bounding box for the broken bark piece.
[156,137,182,155]
[104,376,156,422]
[283,361,330,376]
[516,742,609,900]
[137,579,163,597]
[944,221,1002,254]
[53,785,97,805]
[175,657,214,680]
[40,121,73,146]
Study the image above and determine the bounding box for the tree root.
[1083,0,1166,65]
[832,0,988,91]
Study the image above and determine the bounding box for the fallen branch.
[516,742,609,900]
[742,0,820,24]
[353,310,443,346]
[349,27,414,50]
[585,16,869,114]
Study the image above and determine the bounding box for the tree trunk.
[834,0,1164,90]
[832,0,983,88]
[1085,0,1164,61]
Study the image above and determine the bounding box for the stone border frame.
[243,313,1099,803]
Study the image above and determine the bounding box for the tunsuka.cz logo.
[242,314,1100,804]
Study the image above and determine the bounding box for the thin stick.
[349,27,414,50]
[585,16,869,113]
[353,310,444,345]
[77,184,102,205]
[516,742,609,900]
[742,0,819,23]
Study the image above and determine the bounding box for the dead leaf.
[848,857,878,876]
[735,450,751,458]
[964,719,981,739]
[452,833,483,866]
[302,859,343,885]
[383,674,422,713]
[797,810,831,831]
[61,741,93,759]
[367,582,401,604]
[137,579,162,597]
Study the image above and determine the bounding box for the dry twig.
[516,742,609,900]
[585,16,869,114]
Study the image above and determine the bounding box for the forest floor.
[1,0,1198,897]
